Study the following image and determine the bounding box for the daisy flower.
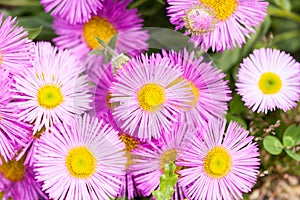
[236,48,300,113]
[0,155,47,200]
[166,0,268,52]
[12,42,91,133]
[41,0,103,24]
[53,0,149,61]
[162,49,231,128]
[0,69,32,164]
[0,14,32,75]
[177,119,260,200]
[131,123,195,199]
[34,114,126,200]
[110,53,193,139]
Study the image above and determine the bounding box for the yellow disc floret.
[83,16,117,49]
[160,149,177,170]
[137,83,166,112]
[200,0,237,20]
[258,72,282,95]
[0,157,25,182]
[66,147,96,178]
[37,85,63,109]
[189,81,200,107]
[204,146,232,178]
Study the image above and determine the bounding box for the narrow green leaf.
[263,136,283,155]
[274,0,292,11]
[108,33,118,50]
[24,26,43,40]
[152,162,178,200]
[285,149,300,161]
[283,124,300,147]
[88,49,105,55]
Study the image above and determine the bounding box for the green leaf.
[88,49,105,55]
[152,162,178,200]
[108,33,118,50]
[0,0,41,6]
[274,0,292,11]
[263,136,283,155]
[285,149,300,161]
[24,26,43,40]
[283,124,300,147]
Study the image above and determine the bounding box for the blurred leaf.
[285,149,300,161]
[282,124,300,147]
[274,0,292,11]
[228,94,248,115]
[25,26,42,40]
[89,49,105,55]
[0,0,40,6]
[152,162,178,200]
[146,27,194,51]
[263,136,283,155]
[108,33,118,50]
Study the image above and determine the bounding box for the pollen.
[83,16,117,49]
[200,0,237,21]
[137,83,166,112]
[0,156,25,182]
[66,147,96,178]
[258,72,282,95]
[203,146,232,178]
[37,84,63,109]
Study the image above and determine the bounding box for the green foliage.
[25,26,43,40]
[263,135,283,155]
[263,124,300,161]
[152,162,178,200]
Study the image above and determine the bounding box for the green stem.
[268,5,300,23]
[272,29,300,44]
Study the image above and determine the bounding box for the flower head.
[34,114,126,200]
[53,0,148,62]
[12,42,91,133]
[236,48,300,113]
[177,119,260,200]
[0,14,32,75]
[162,49,231,128]
[41,0,103,24]
[167,0,268,52]
[0,156,46,200]
[110,53,194,139]
[131,123,194,198]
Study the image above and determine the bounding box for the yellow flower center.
[204,146,232,178]
[0,52,3,65]
[160,149,177,169]
[258,72,282,95]
[137,83,166,112]
[189,81,200,107]
[120,134,139,169]
[83,16,117,49]
[0,157,25,182]
[200,0,237,20]
[105,92,113,110]
[37,85,63,109]
[120,134,139,152]
[66,147,96,178]
[168,78,199,108]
